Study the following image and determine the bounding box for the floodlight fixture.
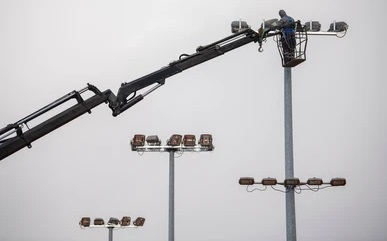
[94,218,105,225]
[284,178,300,187]
[330,178,346,186]
[121,216,131,226]
[133,217,146,227]
[328,21,348,32]
[261,177,277,186]
[199,134,213,147]
[131,134,145,147]
[304,21,321,32]
[108,217,120,225]
[307,177,323,186]
[183,134,196,146]
[146,135,161,146]
[167,134,182,146]
[262,19,279,29]
[231,20,250,33]
[79,217,91,227]
[239,177,255,185]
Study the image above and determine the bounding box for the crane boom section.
[112,28,260,115]
[0,28,262,161]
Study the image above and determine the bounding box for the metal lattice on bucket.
[276,21,308,68]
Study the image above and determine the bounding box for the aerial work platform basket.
[275,21,308,68]
[257,19,308,68]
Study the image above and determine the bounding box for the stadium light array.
[238,177,346,193]
[79,216,145,229]
[131,134,214,152]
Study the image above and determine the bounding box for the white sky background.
[0,0,386,241]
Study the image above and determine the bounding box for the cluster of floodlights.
[303,20,348,32]
[239,177,346,193]
[231,19,348,34]
[130,134,214,151]
[79,216,145,228]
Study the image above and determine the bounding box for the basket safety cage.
[276,21,308,68]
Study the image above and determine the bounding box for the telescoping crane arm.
[0,28,270,161]
[0,85,113,160]
[109,28,264,116]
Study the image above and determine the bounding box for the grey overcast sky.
[0,0,386,241]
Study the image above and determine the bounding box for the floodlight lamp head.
[261,178,277,186]
[146,135,161,146]
[330,178,346,186]
[199,134,213,148]
[261,19,279,29]
[304,21,321,32]
[231,20,250,33]
[239,177,255,185]
[284,178,300,187]
[94,218,105,225]
[79,217,91,227]
[133,217,146,227]
[167,134,182,146]
[183,134,196,146]
[121,216,131,226]
[307,177,323,186]
[108,217,120,225]
[131,134,145,149]
[328,21,348,32]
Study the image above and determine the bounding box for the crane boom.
[0,27,273,161]
[110,28,262,116]
[0,85,112,160]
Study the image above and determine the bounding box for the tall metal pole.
[168,150,175,241]
[284,67,297,241]
[131,139,213,241]
[108,227,114,241]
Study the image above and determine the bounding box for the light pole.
[280,20,348,241]
[235,18,348,241]
[79,216,145,241]
[131,134,214,241]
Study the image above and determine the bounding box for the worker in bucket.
[278,10,296,63]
